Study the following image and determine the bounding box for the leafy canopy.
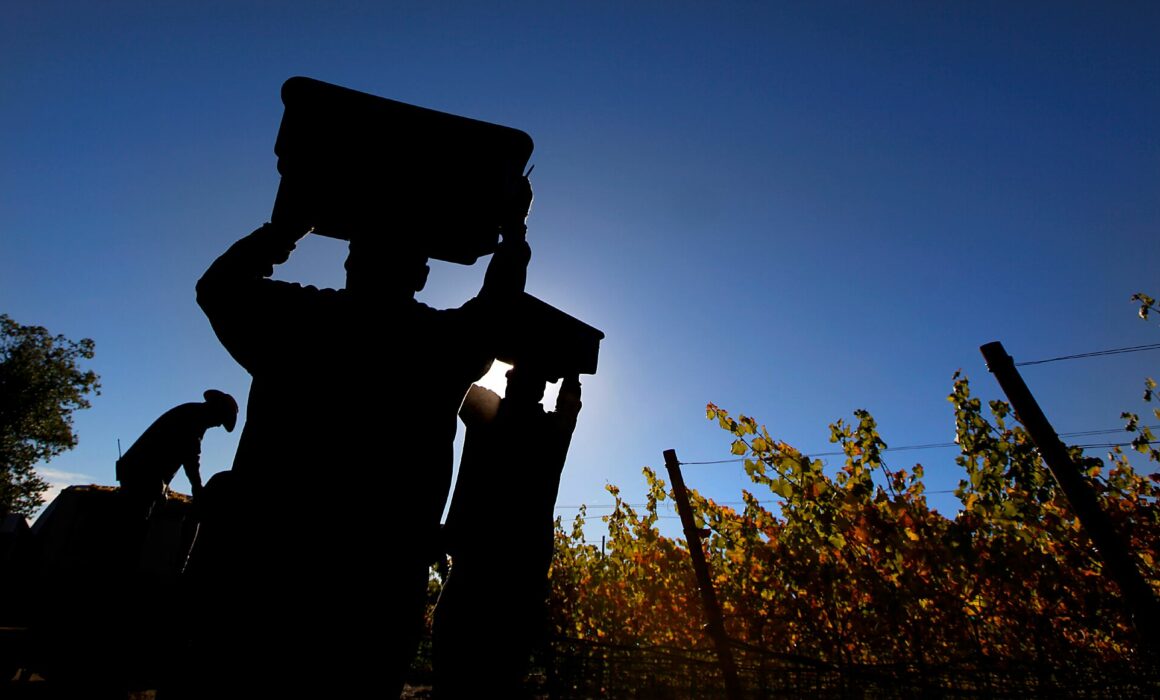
[0,314,100,517]
[546,292,1160,667]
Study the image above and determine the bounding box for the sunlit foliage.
[547,295,1159,665]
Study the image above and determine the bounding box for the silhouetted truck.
[1,485,195,691]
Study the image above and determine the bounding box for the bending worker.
[116,389,238,520]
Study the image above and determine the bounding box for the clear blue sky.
[3,2,1158,535]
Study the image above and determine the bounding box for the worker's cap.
[203,389,239,432]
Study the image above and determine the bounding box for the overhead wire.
[553,342,1159,513]
[676,426,1159,466]
[1014,342,1160,366]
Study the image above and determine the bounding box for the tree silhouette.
[0,314,100,516]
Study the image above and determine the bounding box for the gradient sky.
[4,2,1158,537]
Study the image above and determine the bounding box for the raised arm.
[197,222,304,293]
[196,223,309,372]
[479,175,533,300]
[554,375,582,421]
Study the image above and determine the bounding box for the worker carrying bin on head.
[435,295,602,697]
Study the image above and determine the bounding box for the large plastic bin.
[272,76,534,264]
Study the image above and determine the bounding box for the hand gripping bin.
[271,77,534,265]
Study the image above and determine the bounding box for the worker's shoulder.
[154,401,207,425]
[260,279,340,297]
[413,295,489,318]
[405,299,485,335]
[244,280,346,315]
[123,403,206,451]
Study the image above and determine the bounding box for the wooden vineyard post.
[980,341,1160,654]
[663,448,742,699]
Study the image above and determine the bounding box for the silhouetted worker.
[434,367,581,698]
[192,179,532,697]
[112,392,234,696]
[117,389,238,521]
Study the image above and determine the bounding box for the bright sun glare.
[475,360,514,395]
[471,360,562,406]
